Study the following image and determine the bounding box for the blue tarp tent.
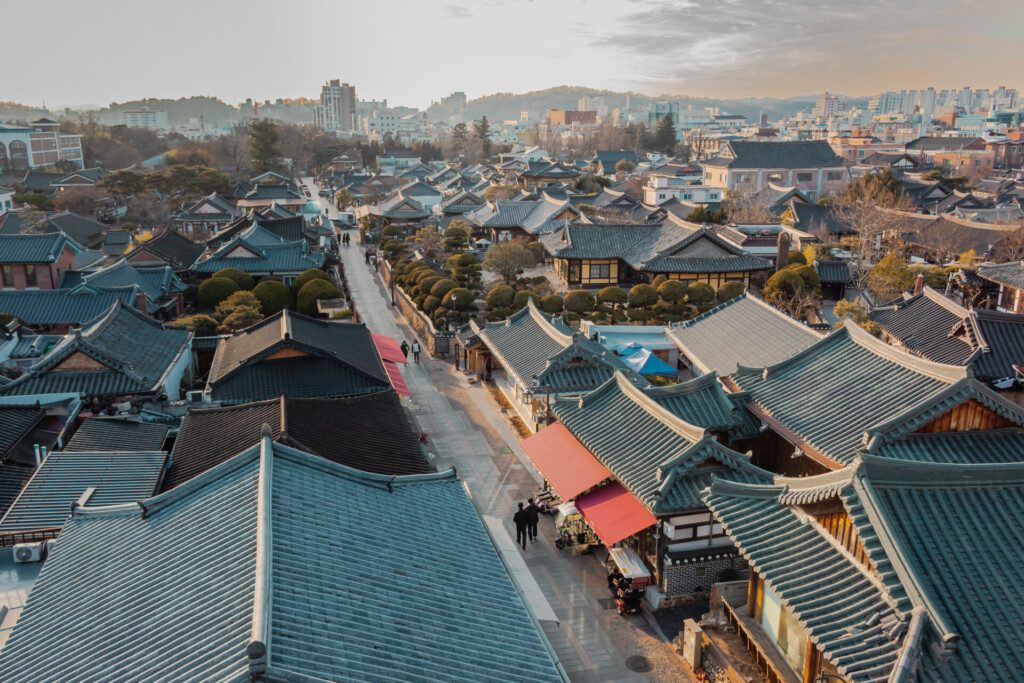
[624,347,677,377]
[615,342,645,357]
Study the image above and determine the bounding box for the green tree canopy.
[628,283,659,308]
[213,268,254,291]
[716,281,745,303]
[483,242,536,285]
[249,119,283,173]
[539,294,564,315]
[292,268,330,295]
[597,286,628,305]
[442,287,473,311]
[868,252,914,301]
[564,289,596,313]
[198,277,239,309]
[253,279,292,315]
[172,314,218,336]
[443,222,470,251]
[484,284,515,308]
[296,278,341,316]
[657,280,687,303]
[685,283,716,306]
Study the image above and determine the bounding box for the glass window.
[590,263,610,279]
[1,265,11,287]
[24,265,36,287]
[827,171,844,181]
[568,262,581,282]
[796,172,813,182]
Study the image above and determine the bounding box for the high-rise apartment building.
[313,79,356,133]
[121,107,170,130]
[813,92,845,117]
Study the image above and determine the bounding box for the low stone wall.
[661,551,747,604]
[392,283,447,356]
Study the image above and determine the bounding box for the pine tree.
[473,116,492,159]
[654,115,677,155]
[248,119,282,173]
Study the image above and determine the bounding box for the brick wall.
[662,551,747,599]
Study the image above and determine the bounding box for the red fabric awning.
[373,334,407,364]
[521,423,611,501]
[575,482,657,546]
[383,360,411,397]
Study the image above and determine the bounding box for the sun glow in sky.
[3,0,1022,108]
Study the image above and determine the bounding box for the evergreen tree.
[248,119,283,173]
[654,115,677,155]
[451,122,469,157]
[473,116,492,159]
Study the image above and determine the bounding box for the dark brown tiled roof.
[164,390,428,490]
[64,418,170,452]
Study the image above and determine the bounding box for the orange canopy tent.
[520,423,611,501]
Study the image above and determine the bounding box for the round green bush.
[540,294,564,315]
[716,281,745,303]
[628,283,658,308]
[512,290,538,309]
[253,280,291,315]
[685,282,716,305]
[218,306,264,333]
[786,251,808,266]
[296,278,341,316]
[172,314,218,336]
[597,286,628,305]
[442,287,473,311]
[292,268,330,295]
[423,295,442,313]
[198,277,240,309]
[213,268,254,291]
[485,284,515,308]
[415,276,442,297]
[657,280,687,303]
[650,275,667,289]
[564,289,596,313]
[430,278,458,298]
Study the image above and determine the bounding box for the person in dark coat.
[513,502,529,550]
[526,498,540,542]
[400,340,410,359]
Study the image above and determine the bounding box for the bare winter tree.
[686,128,715,162]
[722,190,778,224]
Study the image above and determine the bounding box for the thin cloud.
[446,4,474,18]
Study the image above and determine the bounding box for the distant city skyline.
[2,0,1022,110]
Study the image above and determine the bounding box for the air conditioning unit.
[185,390,207,404]
[13,541,46,563]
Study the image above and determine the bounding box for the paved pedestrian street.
[307,179,692,682]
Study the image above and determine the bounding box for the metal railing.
[0,527,62,548]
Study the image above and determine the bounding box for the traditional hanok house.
[330,151,363,172]
[426,164,457,186]
[192,225,325,285]
[580,319,680,368]
[519,160,582,189]
[976,260,1024,313]
[0,301,192,404]
[164,390,428,490]
[370,190,432,230]
[234,183,307,213]
[123,228,203,273]
[813,259,851,300]
[0,433,566,683]
[869,285,1024,387]
[63,416,170,452]
[205,309,394,404]
[0,449,166,548]
[0,404,67,519]
[35,211,107,250]
[204,213,310,250]
[170,192,237,236]
[0,232,81,290]
[704,450,1024,683]
[395,179,443,211]
[470,195,581,243]
[437,189,486,220]
[396,162,435,182]
[0,287,138,333]
[723,320,1019,476]
[668,293,824,378]
[591,150,640,176]
[539,219,773,290]
[467,300,645,430]
[701,140,848,200]
[893,211,1021,263]
[523,371,770,603]
[60,258,187,318]
[782,201,856,239]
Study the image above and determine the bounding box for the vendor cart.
[553,502,598,551]
[605,547,651,615]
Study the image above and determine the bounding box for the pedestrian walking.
[513,502,529,550]
[400,340,410,359]
[364,250,370,264]
[411,339,421,363]
[526,498,540,542]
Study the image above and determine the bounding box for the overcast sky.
[3,0,1022,109]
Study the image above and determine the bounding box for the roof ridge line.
[613,371,706,443]
[845,319,970,384]
[526,299,573,346]
[920,286,970,318]
[248,426,274,677]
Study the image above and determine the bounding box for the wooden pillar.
[802,638,819,683]
[746,572,759,617]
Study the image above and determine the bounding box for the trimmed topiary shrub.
[422,295,442,313]
[430,278,458,299]
[716,281,745,303]
[539,294,564,315]
[485,284,515,308]
[512,290,538,309]
[172,314,218,336]
[685,282,716,306]
[213,268,254,291]
[564,289,596,313]
[253,280,291,315]
[292,268,330,295]
[628,283,658,308]
[657,280,687,303]
[296,278,342,316]
[597,286,628,306]
[198,277,239,309]
[442,287,473,311]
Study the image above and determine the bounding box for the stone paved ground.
[311,180,692,682]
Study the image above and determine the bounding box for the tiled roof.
[0,436,564,682]
[789,202,855,236]
[0,405,46,457]
[977,260,1024,290]
[871,429,1024,464]
[0,302,191,398]
[476,300,642,392]
[125,229,203,271]
[37,212,106,247]
[869,287,976,365]
[705,140,844,169]
[813,258,851,284]
[644,372,762,440]
[0,450,166,534]
[0,287,137,327]
[207,310,391,403]
[166,391,428,489]
[668,293,822,376]
[64,418,170,452]
[968,308,1024,382]
[0,231,77,264]
[193,235,324,275]
[905,135,985,151]
[732,322,968,468]
[552,372,770,514]
[0,463,35,520]
[66,259,185,312]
